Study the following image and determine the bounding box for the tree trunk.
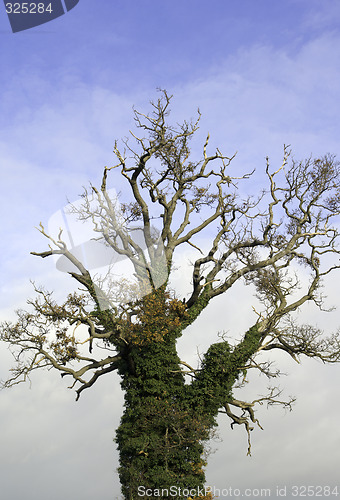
[116,338,213,500]
[114,288,262,499]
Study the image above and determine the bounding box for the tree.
[1,90,340,499]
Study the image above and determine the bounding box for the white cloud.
[169,32,340,163]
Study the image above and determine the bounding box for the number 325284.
[5,3,53,14]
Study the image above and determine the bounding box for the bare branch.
[221,388,295,455]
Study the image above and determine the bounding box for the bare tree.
[1,91,340,499]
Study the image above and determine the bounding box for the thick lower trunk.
[116,402,209,499]
[116,340,212,500]
[114,298,262,500]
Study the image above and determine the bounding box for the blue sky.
[1,1,340,499]
[0,1,314,89]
